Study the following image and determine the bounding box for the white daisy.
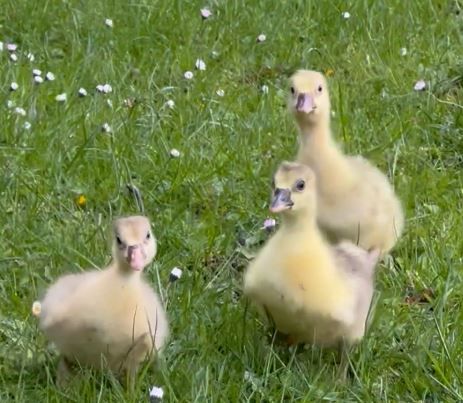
[102,83,112,93]
[414,80,426,91]
[257,34,266,43]
[165,99,175,109]
[195,59,206,71]
[14,107,26,116]
[10,82,19,91]
[32,301,42,316]
[169,148,180,158]
[149,386,164,401]
[184,71,194,80]
[78,87,88,97]
[102,123,112,133]
[342,11,351,19]
[55,93,67,102]
[105,18,113,28]
[200,8,212,19]
[169,267,183,282]
[45,72,56,81]
[261,218,276,230]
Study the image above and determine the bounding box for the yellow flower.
[325,68,335,77]
[75,194,87,208]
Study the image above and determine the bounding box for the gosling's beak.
[127,245,145,271]
[295,93,315,113]
[270,188,294,213]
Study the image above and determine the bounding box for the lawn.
[1,0,463,401]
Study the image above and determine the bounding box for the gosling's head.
[289,70,330,126]
[112,216,156,273]
[270,162,317,216]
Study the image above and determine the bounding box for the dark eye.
[290,86,295,94]
[317,85,323,92]
[146,232,151,240]
[295,180,305,191]
[116,235,122,245]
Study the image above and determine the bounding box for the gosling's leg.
[56,356,73,388]
[336,339,351,382]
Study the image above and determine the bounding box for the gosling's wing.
[332,241,380,280]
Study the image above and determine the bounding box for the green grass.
[1,0,463,401]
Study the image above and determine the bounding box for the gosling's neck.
[280,207,317,233]
[108,259,143,282]
[295,115,356,191]
[296,115,338,162]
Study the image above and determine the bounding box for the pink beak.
[295,93,314,113]
[128,245,145,271]
[269,188,293,213]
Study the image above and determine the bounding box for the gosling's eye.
[116,235,123,245]
[317,85,323,93]
[290,86,295,95]
[295,180,306,192]
[146,232,151,240]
